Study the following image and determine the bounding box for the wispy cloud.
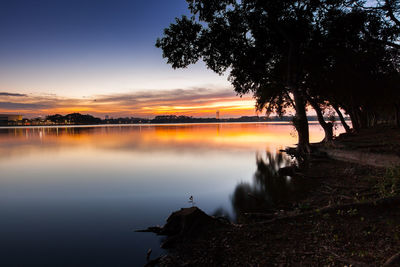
[0,88,256,118]
[0,102,48,110]
[0,92,27,97]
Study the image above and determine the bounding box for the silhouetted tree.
[157,0,400,149]
[305,4,400,130]
[46,114,64,124]
[332,104,351,133]
[47,113,101,125]
[156,0,337,153]
[305,93,334,142]
[290,1,400,133]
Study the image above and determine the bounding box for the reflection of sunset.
[0,123,329,158]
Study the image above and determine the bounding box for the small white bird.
[189,195,195,206]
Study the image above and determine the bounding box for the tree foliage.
[156,0,400,150]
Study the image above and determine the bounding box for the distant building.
[0,114,23,125]
[105,115,109,120]
[216,110,220,120]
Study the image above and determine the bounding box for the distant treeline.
[38,113,344,125]
[46,113,102,124]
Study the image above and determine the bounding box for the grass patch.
[376,166,400,197]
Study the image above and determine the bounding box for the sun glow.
[0,89,258,118]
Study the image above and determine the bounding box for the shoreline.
[145,127,400,266]
[0,121,325,129]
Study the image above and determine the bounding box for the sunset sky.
[0,0,257,118]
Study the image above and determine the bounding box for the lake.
[0,122,337,266]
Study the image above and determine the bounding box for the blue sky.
[0,0,230,97]
[0,0,258,118]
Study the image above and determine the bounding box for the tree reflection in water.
[231,151,310,222]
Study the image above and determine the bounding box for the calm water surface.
[0,123,333,266]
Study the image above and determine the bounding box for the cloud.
[0,92,27,97]
[0,102,48,109]
[0,88,256,118]
[94,88,237,105]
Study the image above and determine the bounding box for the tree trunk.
[349,108,360,132]
[292,89,311,154]
[306,94,333,142]
[284,40,310,154]
[333,104,351,133]
[358,108,368,129]
[394,103,400,127]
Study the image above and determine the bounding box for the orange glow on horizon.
[0,90,259,118]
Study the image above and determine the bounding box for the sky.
[0,0,256,118]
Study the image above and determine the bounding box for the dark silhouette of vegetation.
[156,0,400,152]
[16,113,339,126]
[303,2,400,132]
[46,113,101,125]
